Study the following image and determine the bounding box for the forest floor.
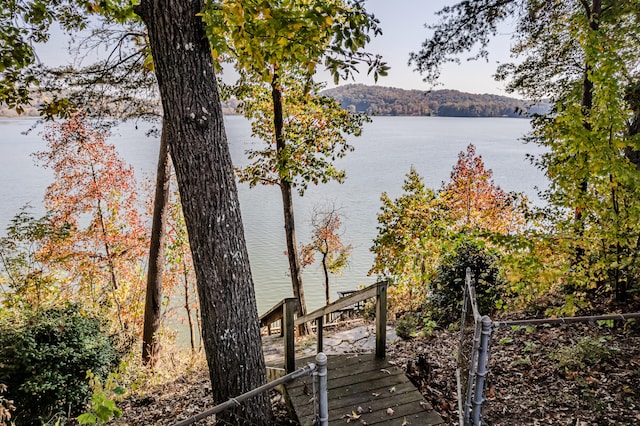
[392,320,640,425]
[115,319,640,425]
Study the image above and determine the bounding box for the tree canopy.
[411,0,640,310]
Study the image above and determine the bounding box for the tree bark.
[142,123,171,367]
[322,251,331,323]
[322,250,330,306]
[135,1,272,423]
[624,81,640,169]
[271,74,309,333]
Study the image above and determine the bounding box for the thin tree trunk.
[142,123,171,366]
[184,261,196,353]
[322,251,330,323]
[135,1,272,423]
[271,73,309,334]
[573,0,601,265]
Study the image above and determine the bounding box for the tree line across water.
[0,85,545,119]
[321,84,549,117]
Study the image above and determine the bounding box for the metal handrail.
[493,312,640,327]
[172,353,329,426]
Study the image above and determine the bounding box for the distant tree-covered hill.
[321,84,543,117]
[1,85,544,119]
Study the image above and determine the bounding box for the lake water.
[0,116,546,314]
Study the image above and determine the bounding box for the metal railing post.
[284,298,297,373]
[472,316,492,425]
[316,352,328,426]
[375,280,388,359]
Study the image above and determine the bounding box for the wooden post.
[283,298,297,373]
[316,316,324,354]
[375,281,388,359]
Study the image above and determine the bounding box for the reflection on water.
[0,116,545,314]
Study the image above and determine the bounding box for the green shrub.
[429,240,505,326]
[0,304,118,425]
[554,336,616,372]
[395,313,419,339]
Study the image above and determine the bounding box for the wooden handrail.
[260,298,298,373]
[260,297,298,332]
[294,283,380,326]
[259,281,389,373]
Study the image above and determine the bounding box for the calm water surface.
[0,116,546,313]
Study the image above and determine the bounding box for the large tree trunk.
[142,123,171,367]
[135,1,273,423]
[271,74,309,333]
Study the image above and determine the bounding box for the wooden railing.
[259,281,388,373]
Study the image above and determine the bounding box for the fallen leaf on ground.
[343,411,361,423]
[419,400,433,410]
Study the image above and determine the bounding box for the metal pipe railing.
[493,312,640,328]
[315,352,329,425]
[458,267,640,426]
[172,357,323,426]
[460,267,493,426]
[472,316,492,425]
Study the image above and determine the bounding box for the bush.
[0,304,118,425]
[395,313,419,339]
[429,240,505,326]
[554,336,616,372]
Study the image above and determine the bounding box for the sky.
[37,0,517,96]
[342,0,516,95]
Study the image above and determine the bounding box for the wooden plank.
[328,401,443,426]
[285,354,443,426]
[355,400,443,425]
[288,369,405,398]
[326,392,425,422]
[287,355,397,393]
[329,380,416,403]
[294,381,418,417]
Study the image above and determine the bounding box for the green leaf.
[77,413,97,425]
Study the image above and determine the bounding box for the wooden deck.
[283,354,443,426]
